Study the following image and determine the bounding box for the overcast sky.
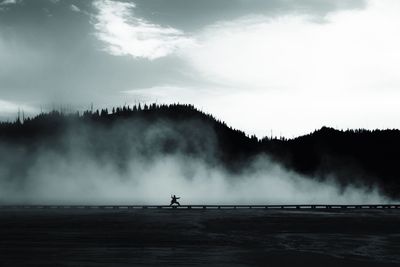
[1,0,400,137]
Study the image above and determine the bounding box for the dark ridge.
[1,104,399,197]
[261,127,400,197]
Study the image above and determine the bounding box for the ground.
[0,209,399,266]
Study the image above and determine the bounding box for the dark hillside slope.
[1,104,399,198]
[262,127,400,197]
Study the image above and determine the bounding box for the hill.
[0,104,399,198]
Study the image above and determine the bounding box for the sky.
[1,0,400,137]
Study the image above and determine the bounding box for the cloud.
[92,0,193,60]
[70,4,80,12]
[96,0,399,93]
[0,0,18,5]
[182,0,400,93]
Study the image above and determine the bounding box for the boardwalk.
[0,204,399,210]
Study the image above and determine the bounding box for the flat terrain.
[0,209,399,266]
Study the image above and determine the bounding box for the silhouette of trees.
[1,103,400,197]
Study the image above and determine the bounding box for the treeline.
[261,126,400,197]
[0,104,399,197]
[0,103,259,170]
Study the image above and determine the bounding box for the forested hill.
[1,104,399,197]
[262,127,400,197]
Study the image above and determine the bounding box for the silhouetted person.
[170,195,181,206]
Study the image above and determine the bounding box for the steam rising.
[0,117,391,205]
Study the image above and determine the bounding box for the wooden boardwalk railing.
[0,204,399,210]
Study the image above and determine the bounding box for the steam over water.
[0,118,392,205]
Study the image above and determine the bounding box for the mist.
[0,115,392,205]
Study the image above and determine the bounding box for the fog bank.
[0,117,393,205]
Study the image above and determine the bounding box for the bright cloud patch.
[183,0,400,92]
[70,4,81,13]
[93,0,193,60]
[0,0,17,5]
